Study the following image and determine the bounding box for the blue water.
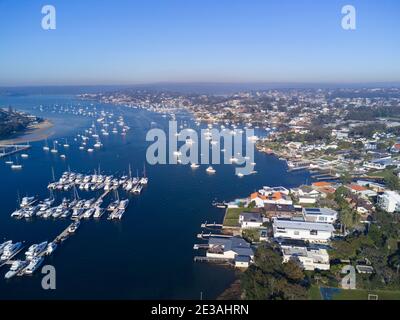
[0,94,312,299]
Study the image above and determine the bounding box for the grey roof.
[303,207,337,216]
[235,255,251,263]
[273,219,335,232]
[208,237,254,256]
[240,212,263,223]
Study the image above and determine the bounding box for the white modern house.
[302,207,338,224]
[378,191,400,213]
[239,212,263,229]
[290,185,321,204]
[206,237,254,268]
[272,219,335,243]
[281,243,330,271]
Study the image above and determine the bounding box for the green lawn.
[332,289,400,300]
[308,286,322,300]
[311,286,400,300]
[223,208,247,227]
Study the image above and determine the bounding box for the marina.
[2,167,148,280]
[0,94,311,299]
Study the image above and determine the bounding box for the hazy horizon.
[1,0,399,86]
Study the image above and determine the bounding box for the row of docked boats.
[107,199,129,220]
[1,240,57,279]
[47,171,148,194]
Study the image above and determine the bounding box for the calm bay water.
[0,94,311,299]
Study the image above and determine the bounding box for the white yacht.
[0,240,12,256]
[25,241,48,260]
[1,242,23,261]
[5,260,29,279]
[118,199,129,210]
[131,184,143,194]
[68,221,80,233]
[83,208,95,219]
[139,177,148,185]
[50,141,58,153]
[71,208,84,219]
[190,163,200,169]
[46,242,57,255]
[94,141,103,148]
[24,257,44,275]
[20,196,36,208]
[107,200,120,211]
[11,209,24,218]
[61,209,71,218]
[21,154,29,158]
[206,166,216,174]
[93,207,105,218]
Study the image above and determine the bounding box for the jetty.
[200,222,223,228]
[54,222,77,243]
[193,256,232,264]
[197,232,232,239]
[0,144,31,158]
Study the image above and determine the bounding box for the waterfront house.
[264,203,300,219]
[280,241,330,271]
[239,212,263,229]
[272,219,335,243]
[206,237,254,267]
[249,190,293,207]
[260,186,290,196]
[302,207,338,224]
[290,185,321,204]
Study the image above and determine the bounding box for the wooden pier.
[0,144,31,158]
[54,222,76,243]
[200,222,223,228]
[193,256,232,264]
[197,233,232,239]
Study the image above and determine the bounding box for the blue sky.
[0,0,399,86]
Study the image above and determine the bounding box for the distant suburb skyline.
[0,0,399,86]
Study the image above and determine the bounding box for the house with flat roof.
[239,212,263,229]
[272,219,335,243]
[302,207,338,224]
[264,203,300,219]
[280,242,330,271]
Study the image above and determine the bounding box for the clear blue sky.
[0,0,399,86]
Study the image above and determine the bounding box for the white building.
[239,212,263,229]
[378,191,400,213]
[302,207,338,224]
[281,243,330,271]
[206,237,254,263]
[290,185,321,204]
[273,219,334,243]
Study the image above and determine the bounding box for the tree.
[241,244,309,300]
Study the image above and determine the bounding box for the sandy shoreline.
[0,120,54,145]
